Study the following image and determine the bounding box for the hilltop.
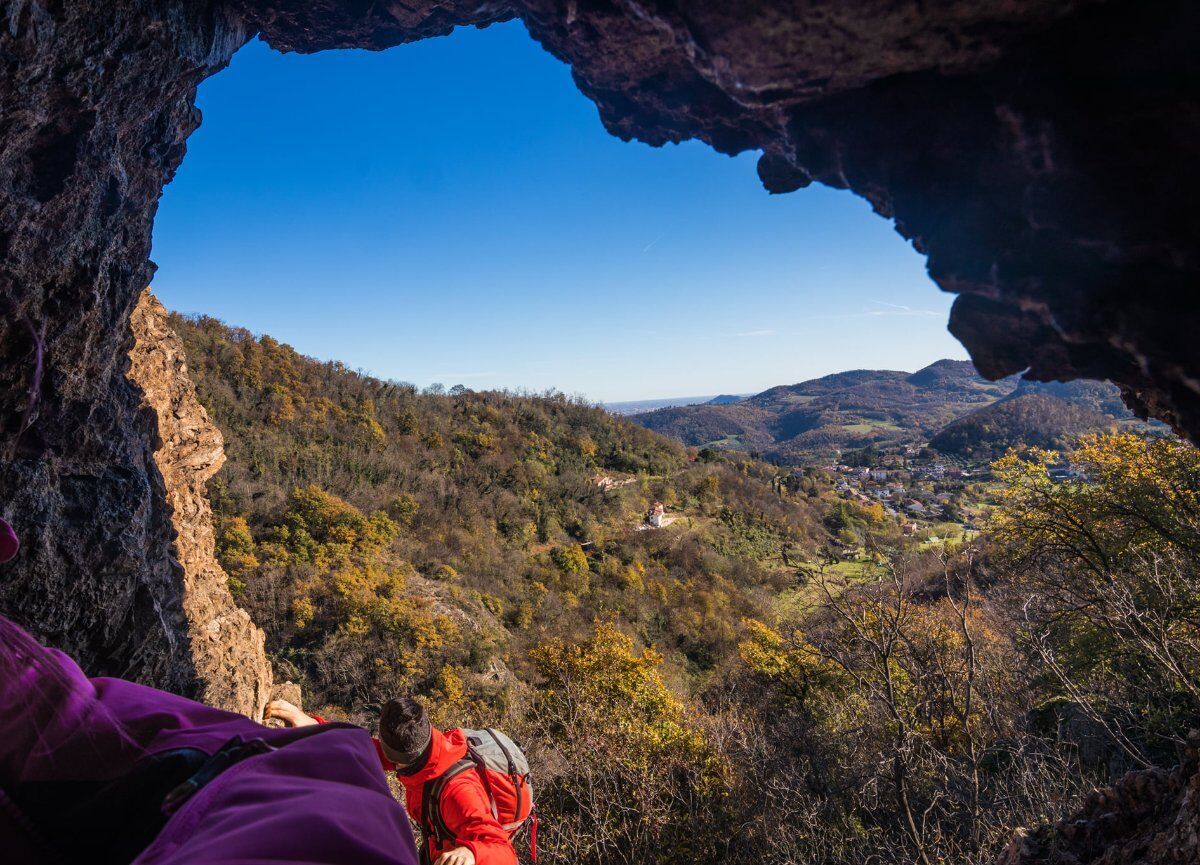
[928,378,1155,457]
[636,359,1017,459]
[634,361,1162,462]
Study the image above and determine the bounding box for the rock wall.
[0,0,250,703]
[127,289,272,717]
[998,732,1200,865]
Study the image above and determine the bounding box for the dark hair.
[379,696,431,764]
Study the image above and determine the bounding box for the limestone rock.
[0,0,250,700]
[127,289,272,718]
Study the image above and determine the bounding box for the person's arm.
[272,703,396,773]
[265,699,319,727]
[436,773,518,865]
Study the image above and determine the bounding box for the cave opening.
[0,0,1195,801]
[150,21,966,405]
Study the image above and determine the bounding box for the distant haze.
[604,395,752,416]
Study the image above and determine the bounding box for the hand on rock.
[265,699,317,727]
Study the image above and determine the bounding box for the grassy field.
[774,558,880,619]
[841,420,903,434]
[701,435,745,448]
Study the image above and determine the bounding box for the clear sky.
[150,20,968,403]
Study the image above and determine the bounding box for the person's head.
[378,696,432,770]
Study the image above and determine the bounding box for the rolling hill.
[635,360,1019,459]
[636,362,1161,462]
[928,379,1158,457]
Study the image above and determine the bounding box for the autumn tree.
[990,433,1200,764]
[524,622,725,865]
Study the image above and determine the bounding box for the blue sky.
[150,20,967,403]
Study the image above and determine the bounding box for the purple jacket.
[0,617,419,865]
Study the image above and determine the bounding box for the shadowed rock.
[998,732,1200,865]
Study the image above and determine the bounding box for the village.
[812,440,1088,547]
[825,446,981,534]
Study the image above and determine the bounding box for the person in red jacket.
[267,696,517,865]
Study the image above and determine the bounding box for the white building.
[648,502,667,527]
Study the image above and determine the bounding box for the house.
[648,502,667,527]
[870,469,888,482]
[1048,463,1081,482]
[902,522,919,536]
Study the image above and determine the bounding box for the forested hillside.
[929,379,1158,457]
[638,360,1159,463]
[172,313,827,711]
[637,359,1017,459]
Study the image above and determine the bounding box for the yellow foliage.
[531,622,711,771]
[991,433,1200,562]
[738,619,847,702]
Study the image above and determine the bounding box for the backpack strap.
[483,729,522,795]
[465,744,501,823]
[421,758,478,849]
[481,730,536,861]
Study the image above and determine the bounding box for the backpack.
[421,728,537,863]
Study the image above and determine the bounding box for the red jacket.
[316,718,517,865]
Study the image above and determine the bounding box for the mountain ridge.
[636,359,1019,459]
[634,361,1161,460]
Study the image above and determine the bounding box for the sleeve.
[438,772,518,865]
[313,716,395,773]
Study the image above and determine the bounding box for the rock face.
[0,0,250,704]
[0,0,1195,800]
[997,733,1200,865]
[127,289,272,718]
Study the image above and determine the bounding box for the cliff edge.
[127,289,272,718]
